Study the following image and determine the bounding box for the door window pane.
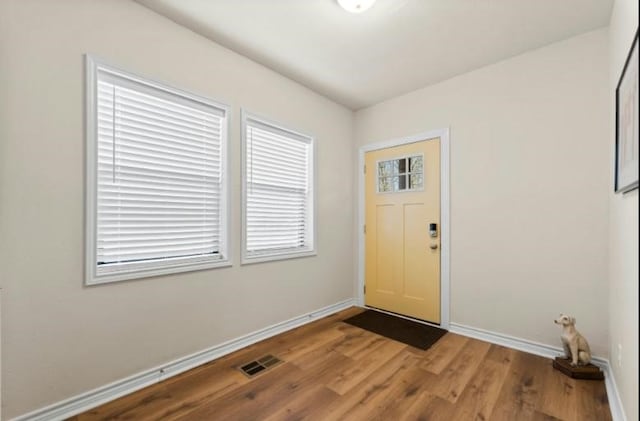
[409,156,423,173]
[376,155,424,193]
[378,161,393,177]
[409,174,423,189]
[378,176,393,192]
[398,158,407,174]
[398,174,407,190]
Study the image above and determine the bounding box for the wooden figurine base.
[553,357,604,380]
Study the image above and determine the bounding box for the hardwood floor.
[71,307,611,421]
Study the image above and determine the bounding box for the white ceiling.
[136,0,613,110]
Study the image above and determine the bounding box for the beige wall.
[355,29,610,356]
[608,0,639,419]
[0,0,354,418]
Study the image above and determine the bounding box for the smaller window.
[377,155,424,193]
[242,112,315,264]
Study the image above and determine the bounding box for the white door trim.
[357,128,450,329]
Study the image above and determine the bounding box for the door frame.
[357,128,450,329]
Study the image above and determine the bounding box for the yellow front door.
[365,139,441,323]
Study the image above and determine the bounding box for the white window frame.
[241,110,316,264]
[85,55,232,285]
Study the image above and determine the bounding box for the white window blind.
[243,116,315,262]
[86,57,229,284]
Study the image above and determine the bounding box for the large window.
[86,56,230,284]
[242,113,315,263]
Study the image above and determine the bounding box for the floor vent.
[238,354,282,377]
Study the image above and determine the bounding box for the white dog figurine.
[554,314,592,366]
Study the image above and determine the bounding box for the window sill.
[86,257,232,286]
[241,249,317,265]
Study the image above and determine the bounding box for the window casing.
[85,56,230,285]
[242,112,315,264]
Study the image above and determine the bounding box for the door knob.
[430,243,438,250]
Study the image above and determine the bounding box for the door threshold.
[363,306,446,331]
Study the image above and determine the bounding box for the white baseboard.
[449,322,569,360]
[12,298,356,421]
[449,322,625,421]
[601,363,627,421]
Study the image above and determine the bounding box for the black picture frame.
[615,29,639,194]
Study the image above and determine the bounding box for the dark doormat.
[343,309,447,350]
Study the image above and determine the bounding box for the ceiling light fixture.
[337,0,376,14]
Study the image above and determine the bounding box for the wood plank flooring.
[71,307,611,421]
